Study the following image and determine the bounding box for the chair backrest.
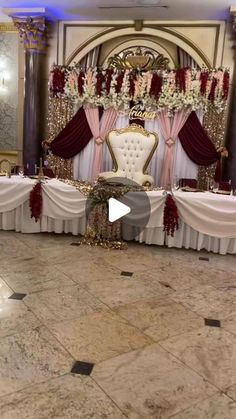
[106,124,158,180]
[11,165,26,175]
[219,181,231,191]
[0,159,11,175]
[180,178,198,188]
[43,167,55,178]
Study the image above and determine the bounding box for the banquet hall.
[0,1,236,418]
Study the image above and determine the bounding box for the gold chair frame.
[0,159,12,176]
[105,124,159,176]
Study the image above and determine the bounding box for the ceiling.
[1,0,236,22]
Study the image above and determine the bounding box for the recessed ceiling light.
[137,0,161,4]
[99,0,168,9]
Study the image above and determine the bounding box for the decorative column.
[13,16,48,174]
[225,8,236,187]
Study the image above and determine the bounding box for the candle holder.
[34,158,45,181]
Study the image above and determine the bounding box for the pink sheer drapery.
[84,106,100,139]
[159,108,190,188]
[84,106,118,180]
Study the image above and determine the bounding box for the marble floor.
[0,231,236,418]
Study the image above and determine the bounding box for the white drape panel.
[145,119,198,186]
[177,46,200,69]
[173,139,198,180]
[166,220,236,254]
[145,119,166,186]
[0,203,86,235]
[102,114,129,172]
[73,139,95,181]
[172,109,203,181]
[77,46,100,71]
[73,112,200,184]
[73,113,129,180]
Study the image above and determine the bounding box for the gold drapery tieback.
[165,137,175,147]
[95,137,103,145]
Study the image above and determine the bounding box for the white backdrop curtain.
[177,46,200,69]
[73,113,129,181]
[145,118,198,186]
[73,112,200,185]
[102,114,129,172]
[77,46,101,71]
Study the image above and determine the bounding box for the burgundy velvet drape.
[50,107,91,159]
[178,111,221,181]
[178,111,220,166]
[50,107,103,159]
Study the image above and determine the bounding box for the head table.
[0,176,236,255]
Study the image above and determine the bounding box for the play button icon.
[85,176,151,238]
[108,198,131,222]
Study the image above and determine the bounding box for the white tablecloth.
[0,176,236,254]
[0,177,87,235]
[166,191,236,254]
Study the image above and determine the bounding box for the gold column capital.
[12,16,48,52]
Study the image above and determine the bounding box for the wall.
[0,24,18,153]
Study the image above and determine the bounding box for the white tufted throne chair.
[99,124,158,186]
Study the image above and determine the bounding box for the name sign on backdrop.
[129,105,156,121]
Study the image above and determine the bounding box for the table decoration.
[163,193,179,236]
[81,181,130,249]
[29,181,42,222]
[59,178,157,249]
[29,159,45,222]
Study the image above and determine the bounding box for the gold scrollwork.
[107,46,170,70]
[112,123,153,137]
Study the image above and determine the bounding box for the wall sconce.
[0,71,8,93]
[0,74,5,88]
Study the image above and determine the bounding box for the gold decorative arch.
[65,27,211,68]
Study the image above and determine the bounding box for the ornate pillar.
[226,8,236,187]
[13,16,48,174]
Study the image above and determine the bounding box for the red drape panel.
[178,111,221,181]
[50,107,92,159]
[50,107,103,159]
[178,111,220,166]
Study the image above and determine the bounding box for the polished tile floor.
[0,231,236,418]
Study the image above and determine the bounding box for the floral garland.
[163,193,179,236]
[29,182,42,222]
[49,66,230,114]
